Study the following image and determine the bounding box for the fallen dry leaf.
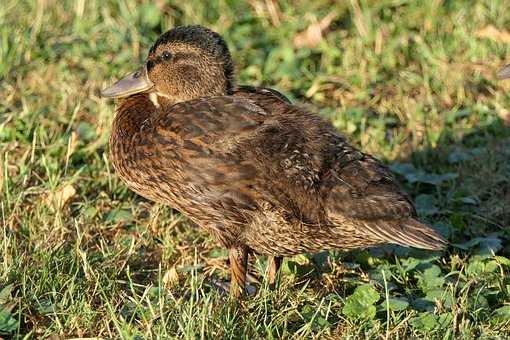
[476,25,510,43]
[45,184,76,210]
[293,11,337,48]
[163,267,179,288]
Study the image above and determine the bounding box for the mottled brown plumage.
[102,25,447,297]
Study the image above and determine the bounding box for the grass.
[1,0,510,338]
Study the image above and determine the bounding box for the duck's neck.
[148,92,177,108]
[109,93,159,191]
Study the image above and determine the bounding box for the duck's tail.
[361,218,448,250]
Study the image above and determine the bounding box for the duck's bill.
[101,65,154,98]
[498,64,510,80]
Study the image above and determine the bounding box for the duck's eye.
[161,51,172,61]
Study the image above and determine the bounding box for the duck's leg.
[229,246,248,298]
[268,256,283,288]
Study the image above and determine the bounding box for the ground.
[1,0,510,338]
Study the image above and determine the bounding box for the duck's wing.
[235,85,292,104]
[149,95,446,250]
[322,141,447,250]
[148,96,271,221]
[149,95,326,224]
[322,144,415,219]
[232,90,445,250]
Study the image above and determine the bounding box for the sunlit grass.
[1,0,510,338]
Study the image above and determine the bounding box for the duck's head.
[498,64,510,80]
[101,25,234,104]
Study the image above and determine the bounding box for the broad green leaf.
[454,235,503,257]
[458,196,480,205]
[424,289,452,309]
[495,256,510,266]
[415,265,444,292]
[83,206,97,219]
[410,312,452,332]
[410,312,438,332]
[448,147,485,163]
[0,305,18,333]
[390,163,458,185]
[415,194,439,216]
[448,149,472,163]
[379,297,409,312]
[0,285,14,305]
[0,285,17,334]
[465,259,485,276]
[432,222,453,240]
[494,306,510,320]
[411,298,436,312]
[389,163,416,177]
[410,172,458,186]
[106,209,133,224]
[367,267,394,287]
[484,260,499,273]
[424,289,444,301]
[342,284,380,320]
[465,256,501,276]
[400,257,422,272]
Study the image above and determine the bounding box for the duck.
[101,25,447,297]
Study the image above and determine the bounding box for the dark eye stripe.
[172,52,193,62]
[146,51,195,70]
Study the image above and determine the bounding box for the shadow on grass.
[396,116,510,248]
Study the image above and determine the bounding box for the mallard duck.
[101,25,446,297]
[499,64,510,79]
